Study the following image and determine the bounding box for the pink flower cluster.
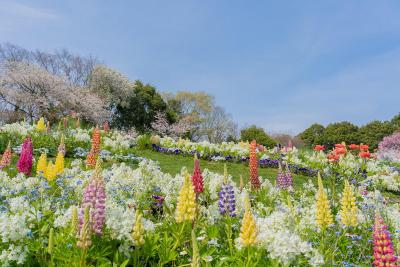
[80,175,106,236]
[378,132,400,162]
[16,137,33,175]
[373,214,397,267]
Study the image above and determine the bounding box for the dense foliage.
[299,115,400,150]
[240,125,277,148]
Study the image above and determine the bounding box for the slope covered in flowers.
[0,119,399,266]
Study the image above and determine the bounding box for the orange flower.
[327,153,340,162]
[348,144,359,150]
[359,151,371,158]
[334,147,347,155]
[335,143,346,149]
[359,144,369,152]
[314,145,325,151]
[91,126,101,155]
[249,140,260,190]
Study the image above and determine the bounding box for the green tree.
[391,113,400,131]
[358,120,394,149]
[322,121,359,148]
[113,81,175,132]
[297,124,325,147]
[240,125,276,148]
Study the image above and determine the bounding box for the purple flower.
[219,183,236,217]
[276,164,293,190]
[80,176,106,236]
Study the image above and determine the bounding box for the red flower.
[314,145,325,151]
[334,147,347,155]
[327,153,340,162]
[191,157,204,194]
[348,144,359,150]
[335,143,346,149]
[360,144,369,151]
[359,151,371,158]
[249,140,260,190]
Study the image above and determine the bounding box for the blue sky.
[1,0,400,134]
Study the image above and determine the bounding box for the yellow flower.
[55,151,64,175]
[132,210,145,246]
[45,161,57,181]
[316,173,333,230]
[36,152,47,175]
[175,169,196,223]
[340,180,358,227]
[36,117,46,132]
[239,194,257,247]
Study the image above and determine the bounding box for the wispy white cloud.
[0,1,58,33]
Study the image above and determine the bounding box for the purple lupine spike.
[219,183,236,217]
[80,172,106,236]
[284,166,293,189]
[17,136,33,175]
[276,167,286,189]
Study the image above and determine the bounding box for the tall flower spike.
[276,163,286,188]
[132,210,145,246]
[175,169,197,223]
[219,182,236,217]
[86,149,97,168]
[340,180,359,227]
[239,193,257,247]
[373,213,397,266]
[81,161,106,235]
[71,206,79,236]
[58,135,66,156]
[36,117,46,132]
[77,205,92,249]
[91,126,101,155]
[17,137,33,175]
[103,120,110,134]
[191,230,200,267]
[55,151,65,175]
[284,164,293,189]
[36,152,47,175]
[249,140,260,190]
[0,142,12,168]
[45,161,57,181]
[191,154,204,194]
[315,173,333,230]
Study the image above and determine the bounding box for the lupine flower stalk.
[45,161,57,181]
[55,151,64,175]
[36,117,46,132]
[340,180,358,227]
[86,150,97,168]
[316,173,333,230]
[70,206,79,236]
[284,164,293,189]
[91,126,101,155]
[175,170,196,223]
[191,154,204,194]
[132,210,145,246]
[219,165,236,217]
[276,163,286,188]
[249,140,260,190]
[373,213,397,266]
[239,193,257,247]
[81,162,106,235]
[0,142,12,168]
[191,230,200,267]
[77,205,92,249]
[17,137,33,175]
[36,152,47,175]
[47,228,55,255]
[58,135,66,156]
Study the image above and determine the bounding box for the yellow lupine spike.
[36,117,46,132]
[36,152,47,175]
[340,180,359,227]
[239,192,257,247]
[44,161,57,181]
[55,151,64,175]
[175,170,196,223]
[132,210,145,246]
[316,173,333,230]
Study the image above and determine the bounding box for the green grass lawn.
[133,148,312,188]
